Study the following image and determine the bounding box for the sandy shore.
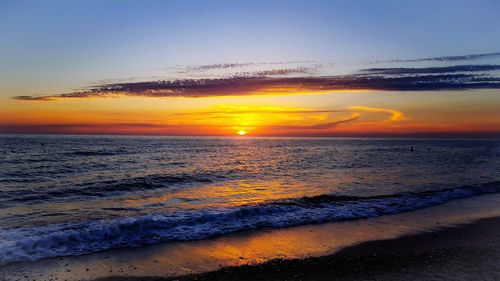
[2,194,500,281]
[97,216,500,281]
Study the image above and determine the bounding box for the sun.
[237,130,248,136]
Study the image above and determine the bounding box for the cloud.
[17,72,499,101]
[14,72,500,101]
[0,122,221,136]
[381,52,500,63]
[175,60,316,71]
[349,106,404,121]
[13,53,500,101]
[359,65,500,75]
[184,62,255,71]
[251,67,311,76]
[172,108,342,116]
[180,53,500,72]
[0,122,178,130]
[0,105,392,135]
[13,95,56,101]
[265,113,361,130]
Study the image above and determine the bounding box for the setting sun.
[1,1,500,281]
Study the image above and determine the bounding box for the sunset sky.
[1,0,499,137]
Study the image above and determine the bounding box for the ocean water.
[0,135,499,265]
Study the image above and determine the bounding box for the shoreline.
[97,216,500,281]
[2,193,500,281]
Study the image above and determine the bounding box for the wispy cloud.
[174,60,316,71]
[172,108,342,116]
[13,96,57,101]
[377,52,500,64]
[1,103,407,135]
[403,52,500,62]
[269,113,361,130]
[15,72,499,101]
[13,53,500,101]
[359,65,500,75]
[0,114,362,135]
[349,106,404,121]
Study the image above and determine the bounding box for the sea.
[0,135,499,265]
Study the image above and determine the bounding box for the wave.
[66,149,130,156]
[0,173,222,207]
[0,181,499,265]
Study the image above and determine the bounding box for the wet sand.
[1,194,500,281]
[97,216,500,281]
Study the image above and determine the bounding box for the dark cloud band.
[13,57,500,101]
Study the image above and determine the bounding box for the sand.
[2,194,500,281]
[96,216,500,281]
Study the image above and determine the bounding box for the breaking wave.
[0,181,499,265]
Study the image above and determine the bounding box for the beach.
[2,192,500,281]
[124,216,500,281]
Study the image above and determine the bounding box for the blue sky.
[1,0,499,137]
[1,0,500,95]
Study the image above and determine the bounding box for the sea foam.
[0,181,498,265]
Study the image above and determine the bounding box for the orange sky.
[1,89,499,137]
[1,1,500,137]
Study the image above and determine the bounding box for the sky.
[1,0,499,137]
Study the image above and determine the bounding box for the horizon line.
[2,131,499,139]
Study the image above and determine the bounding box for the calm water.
[0,135,499,264]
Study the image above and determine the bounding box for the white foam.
[0,181,498,265]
